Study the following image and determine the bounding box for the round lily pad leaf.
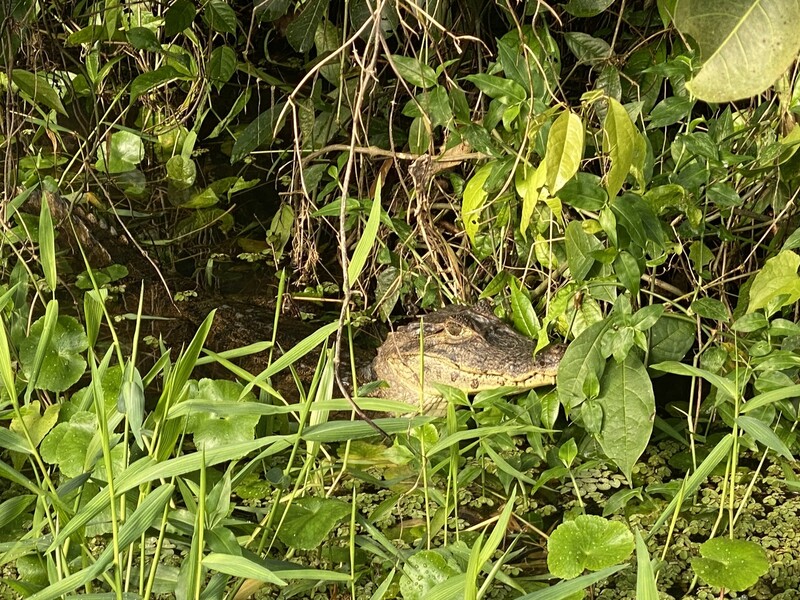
[547,514,634,579]
[691,538,769,592]
[399,550,462,600]
[40,411,95,478]
[185,379,261,451]
[20,315,89,392]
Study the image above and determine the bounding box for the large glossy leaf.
[595,353,655,481]
[602,99,639,199]
[674,0,800,102]
[545,110,584,194]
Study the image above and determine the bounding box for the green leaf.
[596,354,655,481]
[407,86,452,127]
[10,400,59,452]
[674,0,800,102]
[737,415,793,460]
[613,251,641,296]
[603,98,639,199]
[285,0,325,52]
[96,130,145,173]
[557,319,610,409]
[165,0,196,36]
[742,384,800,413]
[691,297,729,321]
[0,427,32,454]
[399,549,462,599]
[650,361,738,400]
[732,312,768,333]
[40,412,96,477]
[231,102,287,163]
[517,162,547,238]
[547,515,634,579]
[565,221,601,282]
[748,250,800,315]
[509,279,540,337]
[649,314,695,363]
[545,110,585,194]
[408,116,430,154]
[391,55,438,88]
[11,70,67,115]
[165,155,197,190]
[126,26,161,52]
[348,177,383,283]
[208,45,237,90]
[691,538,769,591]
[610,193,664,251]
[277,497,350,550]
[635,529,659,600]
[688,241,713,271]
[203,553,286,586]
[647,96,694,128]
[564,32,612,65]
[0,495,35,530]
[557,172,607,211]
[523,570,629,600]
[203,0,238,35]
[38,194,56,291]
[563,0,615,17]
[462,163,493,245]
[20,315,88,392]
[130,65,183,104]
[466,74,527,104]
[185,380,261,451]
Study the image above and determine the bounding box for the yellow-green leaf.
[516,162,548,238]
[602,98,639,199]
[348,176,383,283]
[675,0,800,102]
[748,250,800,314]
[546,110,585,194]
[462,163,494,245]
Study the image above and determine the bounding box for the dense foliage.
[1,0,800,598]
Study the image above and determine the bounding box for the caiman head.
[368,304,565,414]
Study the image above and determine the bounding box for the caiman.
[179,301,564,415]
[364,304,565,415]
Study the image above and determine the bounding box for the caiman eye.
[444,319,464,337]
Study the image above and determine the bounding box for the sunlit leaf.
[748,250,800,314]
[545,110,585,193]
[547,515,634,579]
[674,0,800,102]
